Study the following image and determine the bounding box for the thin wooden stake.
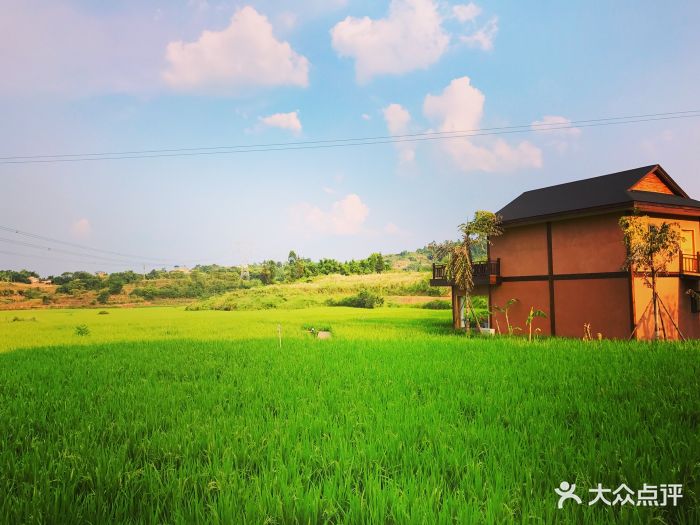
[629,299,653,341]
[657,293,686,341]
[277,324,282,349]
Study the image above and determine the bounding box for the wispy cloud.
[452,3,482,23]
[383,103,416,165]
[531,115,582,153]
[460,16,498,51]
[71,218,92,238]
[290,194,369,235]
[260,111,303,134]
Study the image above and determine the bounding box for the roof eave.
[501,198,700,227]
[500,202,635,227]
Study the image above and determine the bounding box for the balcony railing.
[681,253,700,275]
[431,259,501,286]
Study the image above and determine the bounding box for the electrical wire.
[1,110,698,165]
[0,225,181,265]
[0,237,176,267]
[0,248,151,269]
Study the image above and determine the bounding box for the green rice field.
[1,307,699,523]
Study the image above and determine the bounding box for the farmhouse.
[431,165,700,340]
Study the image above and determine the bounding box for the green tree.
[430,211,503,330]
[96,290,110,304]
[431,211,502,294]
[367,253,387,273]
[620,215,683,340]
[286,250,306,281]
[259,260,278,285]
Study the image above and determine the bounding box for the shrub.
[19,288,42,300]
[96,290,110,304]
[422,299,452,310]
[107,281,124,295]
[74,325,90,336]
[11,316,37,322]
[329,290,384,309]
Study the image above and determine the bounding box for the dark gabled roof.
[497,164,700,224]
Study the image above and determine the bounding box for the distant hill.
[1,246,444,310]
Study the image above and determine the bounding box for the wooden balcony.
[430,259,501,287]
[680,252,700,277]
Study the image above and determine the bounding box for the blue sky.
[1,0,699,275]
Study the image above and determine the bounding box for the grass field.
[186,272,445,311]
[1,307,699,523]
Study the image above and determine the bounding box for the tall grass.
[0,307,698,523]
[187,272,444,311]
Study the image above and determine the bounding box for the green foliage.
[328,289,384,308]
[74,324,90,336]
[525,306,548,341]
[131,276,262,301]
[421,299,452,310]
[620,215,683,339]
[96,290,110,304]
[187,272,444,312]
[257,260,279,285]
[492,298,520,336]
[0,269,39,284]
[620,215,682,282]
[18,288,42,300]
[107,281,124,295]
[429,211,503,294]
[9,316,37,322]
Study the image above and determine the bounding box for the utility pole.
[143,264,146,282]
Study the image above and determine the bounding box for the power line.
[0,225,186,265]
[1,110,698,165]
[0,236,176,267]
[0,248,151,269]
[2,109,698,160]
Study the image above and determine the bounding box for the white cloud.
[290,194,369,235]
[259,111,302,134]
[330,0,450,83]
[531,115,581,153]
[452,3,482,23]
[460,16,498,51]
[71,218,92,238]
[531,115,582,136]
[163,6,310,94]
[383,103,415,164]
[423,77,542,172]
[362,113,372,121]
